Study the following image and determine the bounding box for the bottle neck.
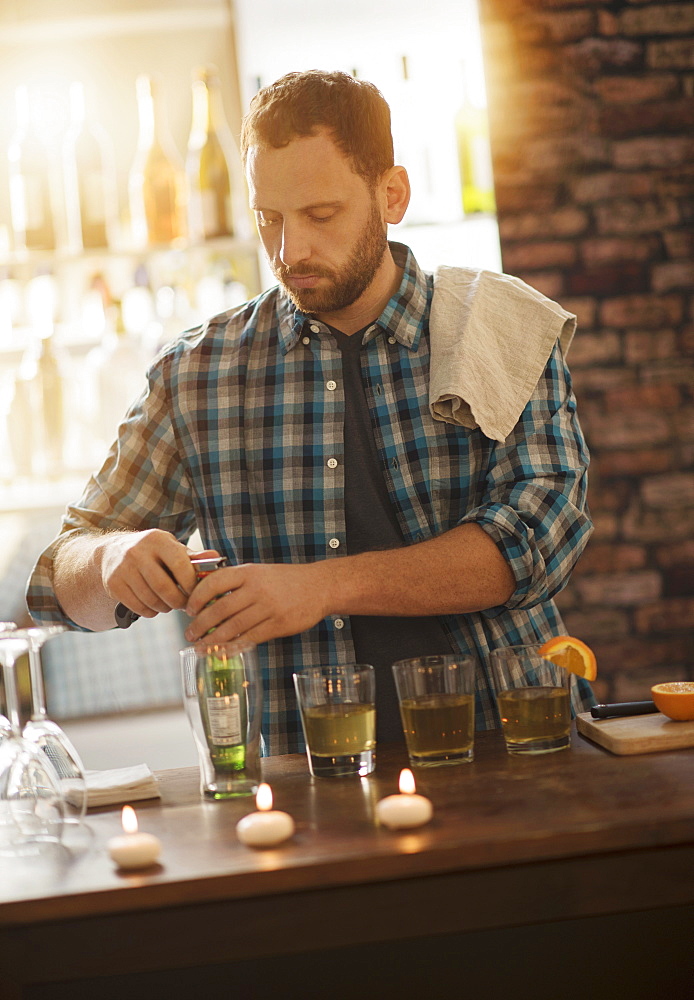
[136,76,175,150]
[135,77,155,149]
[189,77,212,147]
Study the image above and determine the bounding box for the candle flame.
[256,783,273,812]
[399,768,416,795]
[122,805,138,834]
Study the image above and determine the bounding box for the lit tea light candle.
[376,768,433,830]
[236,783,295,848]
[108,805,162,869]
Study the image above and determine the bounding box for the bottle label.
[12,173,46,231]
[82,171,107,223]
[201,190,233,238]
[470,134,494,193]
[206,694,241,745]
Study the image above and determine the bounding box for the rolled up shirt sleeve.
[459,342,592,616]
[26,357,197,629]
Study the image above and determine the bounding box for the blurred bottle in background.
[129,74,187,247]
[186,66,237,242]
[455,82,496,215]
[63,82,119,252]
[8,275,65,479]
[7,87,56,252]
[83,269,151,451]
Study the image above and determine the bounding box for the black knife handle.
[113,557,228,628]
[591,700,658,719]
[115,603,140,629]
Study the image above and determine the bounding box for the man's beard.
[273,199,388,315]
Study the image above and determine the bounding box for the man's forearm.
[184,523,517,647]
[321,522,516,618]
[54,527,204,632]
[53,532,119,631]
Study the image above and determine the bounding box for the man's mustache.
[276,264,333,280]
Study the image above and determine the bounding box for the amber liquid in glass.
[497,686,570,753]
[302,703,376,757]
[399,693,474,765]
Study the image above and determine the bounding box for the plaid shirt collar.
[276,241,429,354]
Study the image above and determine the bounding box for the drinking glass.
[15,626,88,820]
[489,644,572,755]
[0,636,65,855]
[392,654,477,767]
[293,664,376,777]
[180,640,263,799]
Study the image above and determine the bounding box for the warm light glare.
[399,768,416,795]
[122,804,138,833]
[256,783,273,812]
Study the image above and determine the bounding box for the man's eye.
[256,215,280,227]
[310,214,334,223]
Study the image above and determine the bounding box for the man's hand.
[184,562,330,645]
[182,523,515,647]
[98,529,217,620]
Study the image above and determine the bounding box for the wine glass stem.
[2,655,23,736]
[28,647,48,720]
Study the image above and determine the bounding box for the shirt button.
[327,457,338,469]
[334,618,345,629]
[302,336,310,345]
[326,380,337,391]
[328,537,340,549]
[310,324,320,333]
[388,336,396,344]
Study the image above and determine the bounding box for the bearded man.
[27,70,594,753]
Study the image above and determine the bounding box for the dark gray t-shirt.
[327,324,454,742]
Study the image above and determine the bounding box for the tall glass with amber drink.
[489,644,572,755]
[392,654,476,766]
[293,664,376,777]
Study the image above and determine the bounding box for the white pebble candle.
[236,783,295,848]
[108,805,162,869]
[376,768,434,830]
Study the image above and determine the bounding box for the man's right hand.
[98,530,219,620]
[53,526,222,632]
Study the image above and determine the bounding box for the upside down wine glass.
[14,626,88,821]
[0,636,65,854]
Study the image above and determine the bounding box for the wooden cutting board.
[576,710,694,755]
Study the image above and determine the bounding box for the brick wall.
[478,0,694,701]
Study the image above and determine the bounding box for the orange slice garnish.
[538,635,597,681]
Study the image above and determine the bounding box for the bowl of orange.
[650,682,694,722]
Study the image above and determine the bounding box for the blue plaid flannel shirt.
[27,243,595,755]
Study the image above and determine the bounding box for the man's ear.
[381,165,410,225]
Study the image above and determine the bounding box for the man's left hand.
[184,562,329,645]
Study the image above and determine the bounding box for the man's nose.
[279,222,311,267]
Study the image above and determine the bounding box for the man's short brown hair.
[240,69,394,186]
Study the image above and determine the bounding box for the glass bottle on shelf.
[84,281,149,450]
[390,55,435,226]
[8,274,65,479]
[129,74,187,248]
[455,82,496,215]
[186,66,236,242]
[7,86,56,252]
[37,329,65,478]
[62,81,119,252]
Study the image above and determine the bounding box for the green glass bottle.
[197,647,248,774]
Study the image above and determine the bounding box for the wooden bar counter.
[1,727,693,999]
